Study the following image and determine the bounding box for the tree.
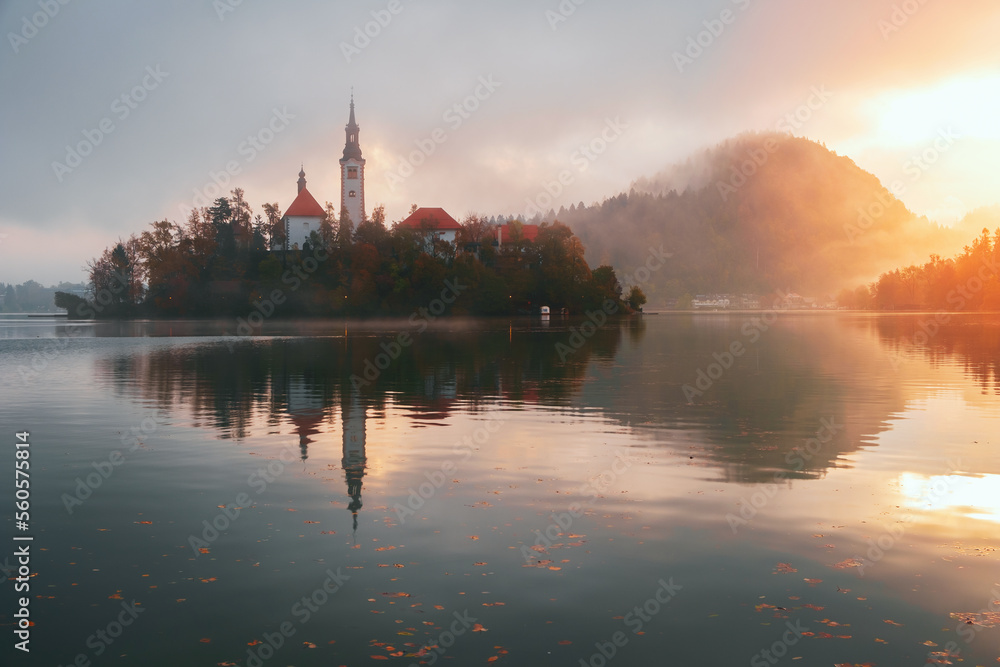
[337,206,354,251]
[262,202,284,250]
[626,285,647,312]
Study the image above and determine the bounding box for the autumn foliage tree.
[79,188,628,318]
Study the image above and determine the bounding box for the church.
[277,97,367,251]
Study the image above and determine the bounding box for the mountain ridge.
[545,133,992,303]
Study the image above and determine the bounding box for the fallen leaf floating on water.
[382,592,412,598]
[472,624,488,632]
[883,619,904,627]
[804,578,823,584]
[832,558,863,569]
[135,521,153,525]
[949,611,1000,627]
[774,563,798,574]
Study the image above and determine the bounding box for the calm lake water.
[1,313,998,666]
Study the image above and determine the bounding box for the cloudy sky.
[2,0,999,285]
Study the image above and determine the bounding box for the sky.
[2,0,999,285]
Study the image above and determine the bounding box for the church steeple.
[339,93,366,225]
[297,166,306,193]
[342,95,363,161]
[341,389,367,539]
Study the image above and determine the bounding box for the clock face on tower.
[349,190,357,198]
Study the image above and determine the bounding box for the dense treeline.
[839,227,1000,310]
[67,190,634,319]
[2,280,86,313]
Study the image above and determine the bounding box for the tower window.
[347,167,358,179]
[349,190,357,198]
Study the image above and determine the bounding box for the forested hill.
[555,133,982,303]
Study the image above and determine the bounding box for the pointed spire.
[342,94,363,161]
[297,166,306,193]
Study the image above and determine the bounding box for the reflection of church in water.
[285,377,367,535]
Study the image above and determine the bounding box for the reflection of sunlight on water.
[899,472,1000,524]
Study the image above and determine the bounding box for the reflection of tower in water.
[342,390,367,538]
[287,375,324,460]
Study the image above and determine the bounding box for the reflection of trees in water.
[574,315,914,483]
[869,315,1000,394]
[92,319,631,532]
[94,319,630,443]
[92,314,990,485]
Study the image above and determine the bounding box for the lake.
[1,312,998,666]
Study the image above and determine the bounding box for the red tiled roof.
[398,207,462,231]
[497,223,539,243]
[283,187,325,218]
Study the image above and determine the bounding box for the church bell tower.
[339,95,366,225]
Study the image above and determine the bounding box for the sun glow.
[899,472,1000,524]
[871,74,1000,146]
